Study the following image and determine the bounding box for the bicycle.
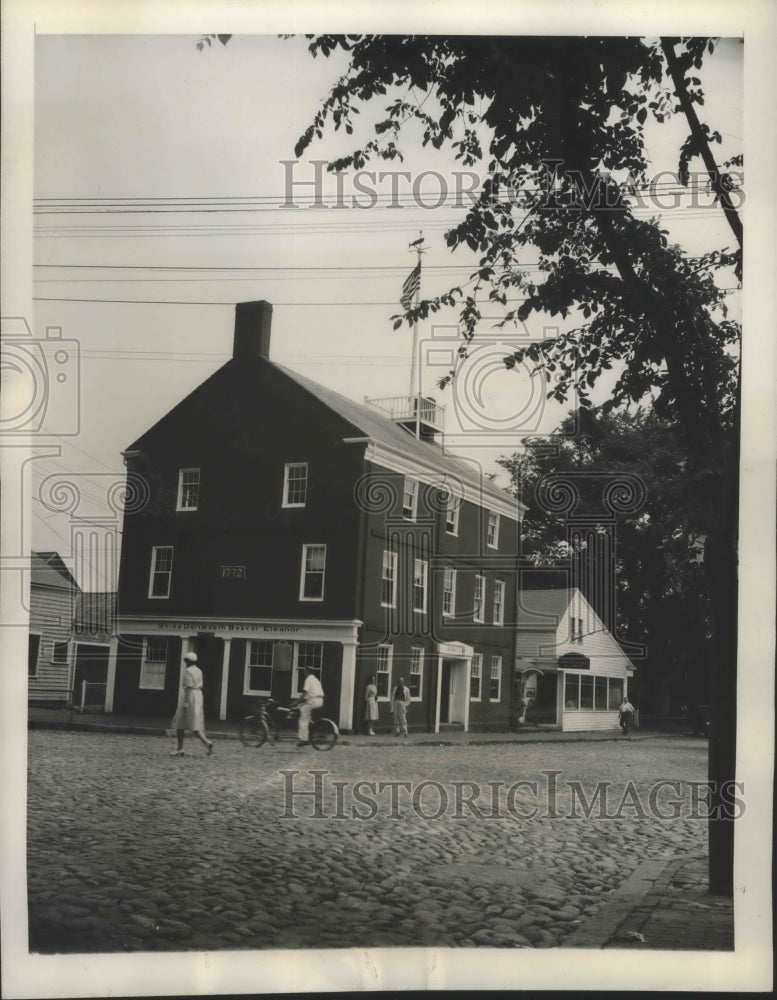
[240,697,339,751]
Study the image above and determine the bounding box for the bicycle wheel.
[310,718,338,751]
[240,716,269,748]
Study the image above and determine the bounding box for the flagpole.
[408,233,424,439]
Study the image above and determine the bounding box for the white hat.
[183,652,198,663]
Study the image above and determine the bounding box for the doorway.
[439,658,468,726]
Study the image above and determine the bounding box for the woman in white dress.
[364,674,379,736]
[170,652,214,756]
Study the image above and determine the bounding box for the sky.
[27,32,744,590]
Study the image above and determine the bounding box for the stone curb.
[563,854,685,948]
[28,719,670,746]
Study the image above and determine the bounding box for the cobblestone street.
[27,731,712,953]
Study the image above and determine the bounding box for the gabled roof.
[31,552,80,592]
[517,588,576,629]
[275,363,524,515]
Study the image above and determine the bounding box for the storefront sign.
[156,621,303,634]
[558,652,591,670]
[273,641,293,672]
[438,640,472,658]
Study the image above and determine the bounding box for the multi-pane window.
[571,616,583,641]
[283,462,308,507]
[294,641,323,693]
[413,558,428,614]
[470,652,482,701]
[28,634,41,677]
[489,655,502,701]
[409,646,423,699]
[565,673,580,709]
[608,678,624,709]
[487,511,500,548]
[442,567,456,617]
[245,640,274,695]
[176,468,200,511]
[300,544,326,601]
[376,644,392,699]
[148,546,173,599]
[402,477,418,519]
[140,637,168,690]
[53,641,69,663]
[473,574,485,622]
[565,674,625,711]
[493,579,505,625]
[381,547,398,608]
[445,494,460,534]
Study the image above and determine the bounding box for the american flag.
[400,263,421,309]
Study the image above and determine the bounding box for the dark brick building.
[109,301,524,732]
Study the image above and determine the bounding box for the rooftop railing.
[363,394,445,431]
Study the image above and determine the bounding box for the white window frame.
[293,641,324,694]
[473,574,486,623]
[148,545,174,599]
[402,477,418,520]
[140,637,168,690]
[176,468,200,511]
[489,654,502,702]
[487,511,500,548]
[413,557,428,615]
[282,462,309,508]
[28,633,42,678]
[299,543,326,602]
[244,639,274,696]
[442,566,457,618]
[409,646,424,701]
[445,494,460,535]
[381,547,398,609]
[493,579,505,626]
[376,644,393,701]
[470,652,482,702]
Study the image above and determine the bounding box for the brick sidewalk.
[565,855,733,950]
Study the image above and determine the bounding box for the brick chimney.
[233,301,273,360]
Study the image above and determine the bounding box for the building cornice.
[364,441,524,522]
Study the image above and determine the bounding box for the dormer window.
[176,468,200,511]
[283,462,308,508]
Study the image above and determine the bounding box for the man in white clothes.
[297,666,325,746]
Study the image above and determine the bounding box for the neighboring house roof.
[75,592,116,635]
[517,588,576,629]
[31,552,80,592]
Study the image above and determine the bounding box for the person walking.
[392,676,411,737]
[618,695,636,736]
[297,666,325,747]
[170,652,214,756]
[364,674,379,736]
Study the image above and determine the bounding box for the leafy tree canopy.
[294,35,741,457]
